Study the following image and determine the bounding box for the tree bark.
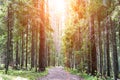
[31,25,35,69]
[90,15,97,75]
[111,20,119,80]
[48,46,50,66]
[5,3,14,74]
[21,31,24,68]
[25,24,28,69]
[103,24,107,76]
[105,19,110,77]
[98,17,103,76]
[16,40,19,68]
[39,0,46,71]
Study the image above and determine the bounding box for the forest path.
[37,66,84,80]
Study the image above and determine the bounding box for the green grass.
[119,73,120,79]
[0,69,48,80]
[66,68,113,80]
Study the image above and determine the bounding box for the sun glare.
[53,0,66,13]
[55,0,65,12]
[48,0,66,30]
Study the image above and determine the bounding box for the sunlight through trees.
[0,0,120,80]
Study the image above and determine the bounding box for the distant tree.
[31,21,35,69]
[89,14,97,75]
[5,3,14,74]
[111,20,119,80]
[21,31,24,69]
[105,17,110,77]
[97,16,103,76]
[25,22,28,69]
[15,40,19,68]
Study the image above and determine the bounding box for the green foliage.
[68,68,79,75]
[0,0,119,79]
[0,34,6,53]
[67,68,114,80]
[88,0,103,14]
[0,3,7,56]
[0,69,48,80]
[0,64,5,70]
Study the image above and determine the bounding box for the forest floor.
[37,66,83,80]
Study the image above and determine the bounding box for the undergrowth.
[0,68,48,80]
[66,68,114,80]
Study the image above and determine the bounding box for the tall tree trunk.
[35,23,39,72]
[90,15,97,75]
[18,39,20,65]
[87,44,91,73]
[98,17,103,76]
[39,0,46,71]
[25,24,28,69]
[21,31,24,68]
[87,25,92,73]
[47,46,50,66]
[9,4,14,66]
[31,26,35,69]
[111,20,119,80]
[16,40,19,68]
[33,0,38,72]
[105,19,110,76]
[5,6,10,73]
[103,23,107,76]
[5,3,14,74]
[118,20,120,73]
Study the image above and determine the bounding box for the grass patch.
[0,68,48,80]
[118,73,120,79]
[66,68,113,80]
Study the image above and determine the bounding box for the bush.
[0,64,5,70]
